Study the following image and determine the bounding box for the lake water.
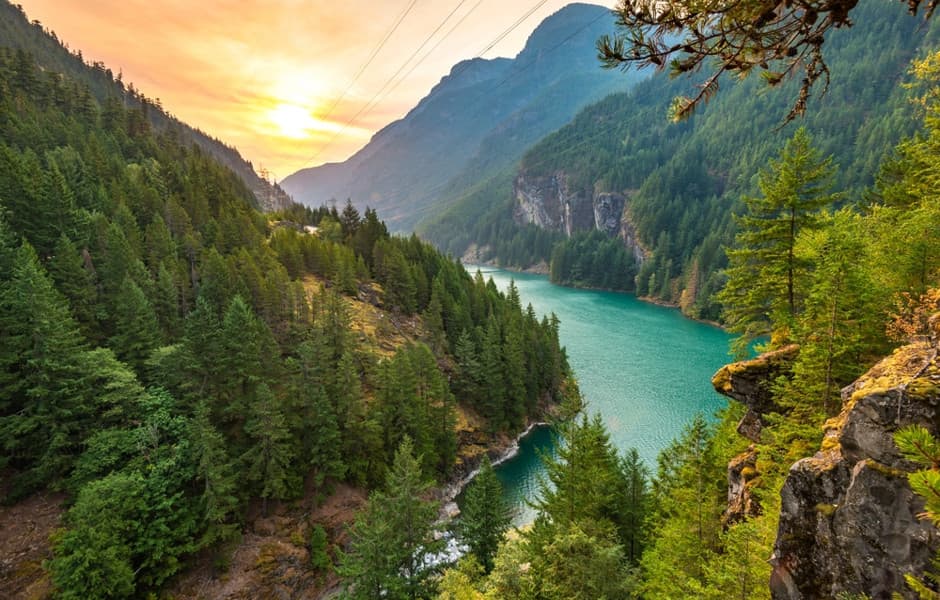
[466,267,732,525]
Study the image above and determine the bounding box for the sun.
[268,103,318,139]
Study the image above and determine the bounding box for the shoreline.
[464,261,727,331]
[438,421,550,520]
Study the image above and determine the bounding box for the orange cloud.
[18,0,613,179]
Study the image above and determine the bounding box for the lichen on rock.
[712,344,799,442]
[769,337,940,599]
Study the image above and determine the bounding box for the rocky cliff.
[715,330,940,599]
[512,170,647,264]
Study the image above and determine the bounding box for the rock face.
[512,170,647,264]
[712,345,800,524]
[725,445,760,526]
[712,344,799,443]
[513,171,593,236]
[770,339,940,599]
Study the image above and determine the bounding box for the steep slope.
[0,1,292,212]
[282,3,646,231]
[422,0,940,319]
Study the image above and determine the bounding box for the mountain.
[282,3,647,231]
[421,0,940,320]
[0,1,292,212]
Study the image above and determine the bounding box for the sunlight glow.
[268,102,319,139]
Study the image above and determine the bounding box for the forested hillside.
[421,0,940,321]
[0,39,574,598]
[0,1,292,212]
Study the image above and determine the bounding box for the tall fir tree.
[109,277,161,373]
[340,437,444,600]
[458,457,511,573]
[242,383,297,515]
[718,127,837,355]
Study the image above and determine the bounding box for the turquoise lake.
[466,267,733,525]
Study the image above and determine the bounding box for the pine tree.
[459,457,511,573]
[186,401,238,546]
[340,437,444,599]
[153,261,181,338]
[718,127,837,355]
[530,415,627,541]
[306,385,346,486]
[47,234,98,336]
[454,329,483,406]
[109,277,161,372]
[242,383,297,515]
[480,316,506,430]
[619,447,650,563]
[0,243,141,494]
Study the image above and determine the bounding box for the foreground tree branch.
[598,0,937,120]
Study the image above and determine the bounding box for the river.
[463,267,732,525]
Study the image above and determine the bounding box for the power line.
[365,0,556,119]
[487,9,611,93]
[474,0,549,58]
[314,0,419,131]
[353,0,475,133]
[298,0,475,171]
[298,0,555,172]
[360,0,487,121]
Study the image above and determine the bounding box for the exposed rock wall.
[512,170,647,264]
[713,344,799,443]
[715,337,940,598]
[769,339,940,599]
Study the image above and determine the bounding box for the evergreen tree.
[153,261,181,338]
[619,447,650,564]
[109,277,161,372]
[458,457,511,573]
[186,401,239,546]
[718,128,837,355]
[480,316,506,429]
[341,437,444,599]
[0,243,142,494]
[242,383,297,515]
[47,234,98,336]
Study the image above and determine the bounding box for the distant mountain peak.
[281,3,641,231]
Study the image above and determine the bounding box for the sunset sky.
[17,0,614,180]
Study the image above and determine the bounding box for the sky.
[18,0,615,180]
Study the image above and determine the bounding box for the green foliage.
[550,230,637,291]
[458,457,511,573]
[340,438,444,599]
[309,524,333,574]
[895,426,940,597]
[0,34,571,599]
[718,127,837,355]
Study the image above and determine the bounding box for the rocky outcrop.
[725,445,760,525]
[593,193,625,236]
[712,345,799,524]
[512,170,648,264]
[513,171,593,236]
[769,336,940,599]
[712,344,800,442]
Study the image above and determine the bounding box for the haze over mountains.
[282,3,645,231]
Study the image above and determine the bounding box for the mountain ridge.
[282,3,646,230]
